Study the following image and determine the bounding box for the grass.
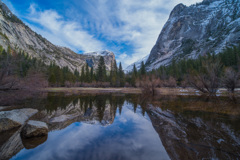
[44,87,240,97]
[44,87,142,94]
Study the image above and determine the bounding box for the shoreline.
[43,87,240,97]
[44,87,142,94]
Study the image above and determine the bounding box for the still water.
[0,94,240,160]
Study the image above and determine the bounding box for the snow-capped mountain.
[0,2,115,72]
[83,50,113,56]
[145,0,240,70]
[81,50,115,71]
[124,55,149,73]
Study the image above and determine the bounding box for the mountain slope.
[124,55,148,73]
[0,1,115,72]
[145,0,240,70]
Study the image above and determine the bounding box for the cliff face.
[0,2,115,72]
[145,0,240,70]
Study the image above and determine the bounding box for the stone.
[21,120,48,138]
[0,109,38,132]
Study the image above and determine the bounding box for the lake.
[0,93,240,160]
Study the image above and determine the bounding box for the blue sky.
[2,0,202,68]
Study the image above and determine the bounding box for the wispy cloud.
[5,0,202,68]
[25,4,105,53]
[79,0,202,68]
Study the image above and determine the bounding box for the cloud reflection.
[11,102,169,160]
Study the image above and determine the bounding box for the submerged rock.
[0,109,38,132]
[21,120,48,138]
[22,135,48,149]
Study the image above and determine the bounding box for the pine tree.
[97,56,106,82]
[133,64,138,77]
[55,67,64,86]
[81,66,85,82]
[110,60,118,86]
[110,62,114,85]
[140,61,146,76]
[74,69,80,81]
[90,67,94,82]
[85,64,90,83]
[48,73,56,86]
[119,62,125,87]
[131,73,136,87]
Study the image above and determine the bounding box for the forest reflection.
[39,93,148,123]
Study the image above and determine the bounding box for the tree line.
[0,45,128,89]
[138,44,240,95]
[1,43,239,95]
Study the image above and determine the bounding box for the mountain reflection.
[1,94,240,160]
[32,94,147,131]
[8,94,168,160]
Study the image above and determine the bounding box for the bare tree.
[137,75,161,96]
[222,67,239,93]
[189,58,222,95]
[163,76,177,88]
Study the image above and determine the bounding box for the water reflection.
[0,94,239,160]
[9,94,169,160]
[33,94,147,130]
[148,96,240,160]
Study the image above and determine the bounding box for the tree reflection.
[39,93,148,123]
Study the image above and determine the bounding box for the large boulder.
[21,120,48,138]
[0,109,38,132]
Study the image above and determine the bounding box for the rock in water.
[22,136,48,149]
[21,120,48,138]
[0,109,38,132]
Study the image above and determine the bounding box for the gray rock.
[145,0,240,70]
[0,109,38,132]
[21,120,48,138]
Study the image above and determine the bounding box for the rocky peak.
[0,2,13,18]
[169,3,186,18]
[80,50,115,71]
[145,0,240,71]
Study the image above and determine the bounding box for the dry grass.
[155,87,240,97]
[44,87,142,94]
[43,87,240,97]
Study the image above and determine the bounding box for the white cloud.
[81,0,202,68]
[17,0,202,68]
[25,4,105,53]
